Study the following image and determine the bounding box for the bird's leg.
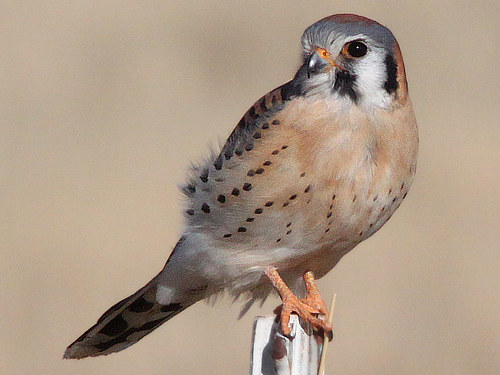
[301,271,329,316]
[265,267,332,338]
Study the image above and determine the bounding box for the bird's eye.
[343,41,368,58]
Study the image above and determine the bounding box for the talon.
[265,267,333,338]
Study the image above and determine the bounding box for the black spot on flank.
[256,168,264,174]
[186,209,194,216]
[352,195,357,202]
[243,183,252,191]
[286,222,292,227]
[283,201,289,207]
[160,303,183,313]
[235,149,243,156]
[247,169,256,177]
[392,197,397,203]
[262,122,269,129]
[369,223,374,227]
[286,230,292,235]
[99,314,128,337]
[332,194,336,200]
[129,297,154,313]
[388,189,392,195]
[263,161,272,166]
[255,208,263,214]
[384,54,399,94]
[248,106,258,119]
[272,120,280,125]
[271,150,279,155]
[217,195,226,203]
[304,185,311,193]
[333,70,358,102]
[253,131,262,139]
[201,203,210,213]
[276,238,281,243]
[289,194,297,200]
[300,172,306,177]
[327,212,332,219]
[329,204,333,210]
[186,184,196,193]
[325,228,330,233]
[403,192,408,199]
[199,169,209,182]
[260,99,268,111]
[246,217,255,222]
[238,227,247,232]
[223,234,232,238]
[231,188,240,196]
[213,156,223,170]
[281,145,288,149]
[265,201,274,207]
[400,183,405,190]
[373,195,378,201]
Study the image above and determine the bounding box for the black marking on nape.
[333,70,358,102]
[128,297,154,313]
[99,314,128,337]
[384,53,399,94]
[160,302,183,313]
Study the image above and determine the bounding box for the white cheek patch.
[354,52,392,108]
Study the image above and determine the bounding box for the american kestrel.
[65,14,418,359]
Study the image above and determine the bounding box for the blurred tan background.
[1,1,499,374]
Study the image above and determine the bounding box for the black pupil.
[347,42,367,58]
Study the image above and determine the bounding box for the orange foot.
[265,267,332,339]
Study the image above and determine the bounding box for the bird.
[64,13,418,359]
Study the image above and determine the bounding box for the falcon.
[65,14,418,359]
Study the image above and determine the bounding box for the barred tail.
[64,280,192,359]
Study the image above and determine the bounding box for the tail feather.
[64,281,191,359]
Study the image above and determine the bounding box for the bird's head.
[298,14,408,109]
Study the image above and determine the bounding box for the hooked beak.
[307,48,343,79]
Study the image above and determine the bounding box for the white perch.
[250,315,324,375]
